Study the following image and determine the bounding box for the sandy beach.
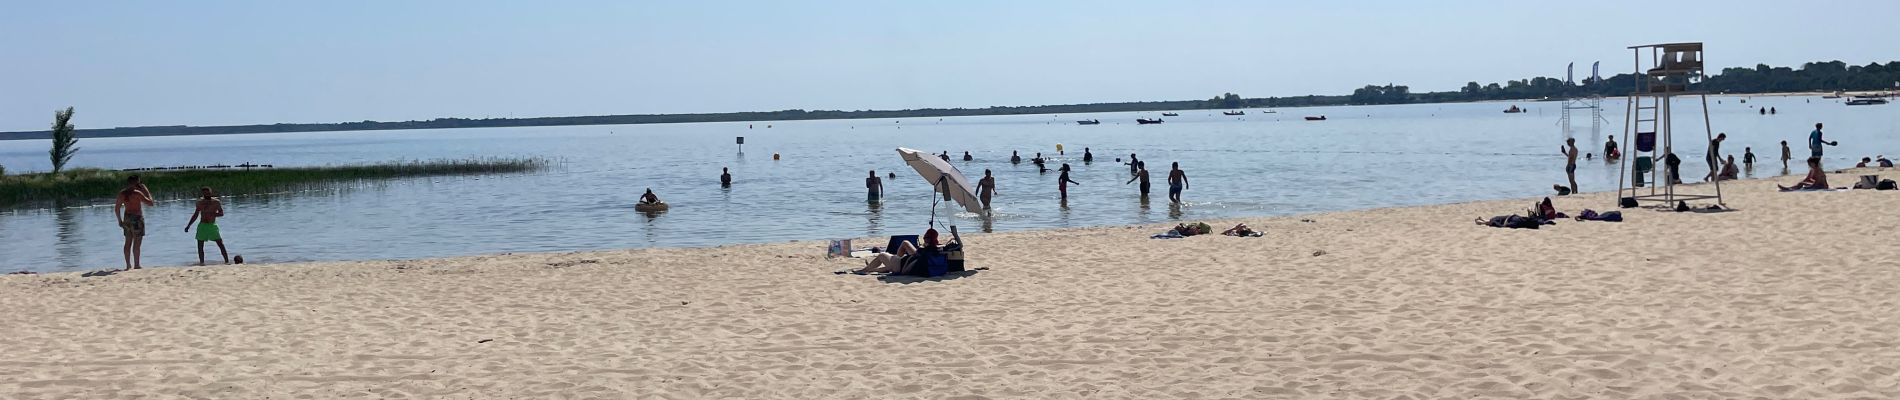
[4,168,1899,399]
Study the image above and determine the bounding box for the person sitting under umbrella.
[854,228,958,274]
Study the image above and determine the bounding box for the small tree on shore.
[50,107,78,174]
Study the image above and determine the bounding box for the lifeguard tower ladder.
[1615,42,1723,206]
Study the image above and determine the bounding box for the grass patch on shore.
[0,157,549,208]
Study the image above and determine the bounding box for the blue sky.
[1,0,1893,131]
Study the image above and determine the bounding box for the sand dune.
[4,169,1900,398]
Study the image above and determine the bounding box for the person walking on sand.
[1125,161,1151,198]
[720,167,732,187]
[113,175,155,271]
[977,169,997,209]
[865,170,883,203]
[1167,162,1190,204]
[1057,163,1080,200]
[1702,133,1726,182]
[1561,138,1579,194]
[184,187,230,266]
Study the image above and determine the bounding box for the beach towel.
[1151,231,1185,239]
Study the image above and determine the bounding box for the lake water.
[3,96,1895,272]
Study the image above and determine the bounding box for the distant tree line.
[4,60,1894,140]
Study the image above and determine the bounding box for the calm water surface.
[3,96,1895,272]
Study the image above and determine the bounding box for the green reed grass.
[0,157,549,208]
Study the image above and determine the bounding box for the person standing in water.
[1010,151,1021,164]
[939,151,950,162]
[962,151,972,161]
[184,187,230,266]
[114,175,155,271]
[1603,136,1619,159]
[1780,140,1792,169]
[1032,153,1048,173]
[1809,122,1838,162]
[1126,153,1140,176]
[865,170,883,203]
[720,167,732,187]
[1125,161,1151,198]
[1057,163,1080,200]
[1083,148,1094,164]
[1743,147,1756,169]
[977,169,997,209]
[1561,138,1579,194]
[1167,162,1190,204]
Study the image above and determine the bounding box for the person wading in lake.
[962,151,972,161]
[720,167,732,187]
[1057,163,1080,200]
[1083,148,1094,164]
[977,169,997,210]
[1561,138,1579,194]
[1780,140,1792,170]
[865,170,883,203]
[1127,153,1140,176]
[113,175,155,271]
[1809,122,1838,167]
[1010,151,1021,164]
[1167,162,1190,204]
[184,186,231,266]
[1125,161,1151,199]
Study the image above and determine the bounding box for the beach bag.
[1675,201,1690,212]
[1855,175,1880,190]
[942,243,966,273]
[1619,197,1639,208]
[1880,179,1897,191]
[1597,211,1623,222]
[826,239,851,259]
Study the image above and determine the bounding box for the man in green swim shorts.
[184,186,231,265]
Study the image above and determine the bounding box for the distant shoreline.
[0,90,1870,142]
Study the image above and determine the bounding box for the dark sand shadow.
[877,270,982,284]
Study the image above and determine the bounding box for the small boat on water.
[1223,110,1245,116]
[1846,96,1889,106]
[1502,105,1524,113]
[1821,91,1844,99]
[1259,110,1277,114]
[635,202,669,212]
[1304,116,1327,121]
[1076,119,1101,125]
[1136,118,1164,124]
[1161,112,1179,116]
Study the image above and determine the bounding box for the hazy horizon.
[3,0,1894,131]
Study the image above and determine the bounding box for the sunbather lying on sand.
[1221,223,1259,237]
[854,228,955,274]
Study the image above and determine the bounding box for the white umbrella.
[896,147,984,216]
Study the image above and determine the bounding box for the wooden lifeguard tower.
[1614,42,1724,206]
